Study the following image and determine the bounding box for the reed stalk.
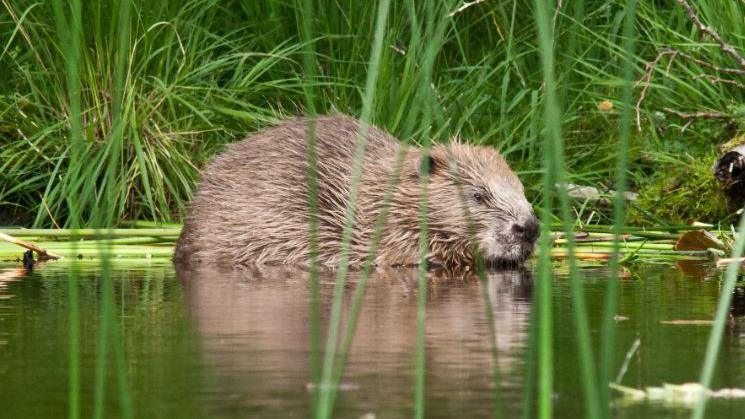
[692,210,745,418]
[299,0,322,411]
[0,229,181,238]
[314,1,392,418]
[600,3,638,414]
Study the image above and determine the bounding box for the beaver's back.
[174,115,401,266]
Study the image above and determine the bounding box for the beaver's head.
[419,142,538,267]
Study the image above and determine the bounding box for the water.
[1,260,744,418]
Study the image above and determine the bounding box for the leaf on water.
[674,230,724,251]
[660,319,714,325]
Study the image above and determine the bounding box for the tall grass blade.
[531,0,561,417]
[298,0,322,412]
[325,150,407,411]
[315,1,392,417]
[691,220,745,419]
[600,0,638,414]
[50,0,83,417]
[93,253,111,419]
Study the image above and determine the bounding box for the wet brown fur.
[175,115,532,268]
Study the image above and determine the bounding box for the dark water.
[1,260,745,418]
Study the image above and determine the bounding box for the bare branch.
[676,0,745,69]
[694,74,745,89]
[636,49,678,131]
[663,107,731,120]
[0,232,61,260]
[675,51,745,75]
[448,0,488,18]
[635,46,744,132]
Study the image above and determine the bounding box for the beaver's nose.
[512,216,539,244]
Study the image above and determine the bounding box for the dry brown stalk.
[636,48,678,131]
[694,74,745,89]
[662,108,731,120]
[0,232,61,260]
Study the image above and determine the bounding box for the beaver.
[174,115,538,268]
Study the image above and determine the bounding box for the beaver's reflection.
[176,264,532,418]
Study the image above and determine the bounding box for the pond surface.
[1,260,745,418]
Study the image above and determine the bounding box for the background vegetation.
[1,0,744,228]
[3,2,745,419]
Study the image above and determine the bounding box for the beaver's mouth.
[484,243,535,269]
[485,257,524,269]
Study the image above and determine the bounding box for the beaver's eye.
[472,191,485,204]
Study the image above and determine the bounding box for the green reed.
[478,274,506,418]
[50,0,83,417]
[692,212,745,418]
[323,150,407,412]
[534,0,603,415]
[600,0,638,414]
[299,0,322,411]
[93,249,112,419]
[443,150,508,418]
[411,1,453,418]
[531,0,560,415]
[313,0,391,417]
[94,244,134,419]
[66,252,81,419]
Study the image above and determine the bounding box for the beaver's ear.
[417,149,447,178]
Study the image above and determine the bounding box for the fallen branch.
[0,232,61,260]
[663,107,731,120]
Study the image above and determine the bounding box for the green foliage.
[627,152,732,225]
[1,0,743,227]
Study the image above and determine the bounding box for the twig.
[552,0,564,32]
[694,74,745,89]
[0,232,61,260]
[636,48,678,132]
[38,192,61,229]
[636,47,745,131]
[676,51,745,75]
[676,0,745,69]
[663,107,731,120]
[615,338,641,384]
[448,0,487,17]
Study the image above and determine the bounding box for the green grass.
[2,0,744,227]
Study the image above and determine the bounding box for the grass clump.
[1,0,744,227]
[627,152,732,225]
